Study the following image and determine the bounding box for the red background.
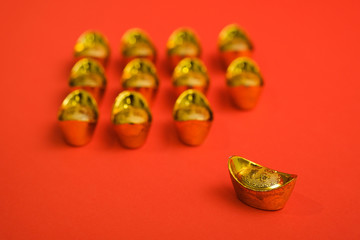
[1,0,359,239]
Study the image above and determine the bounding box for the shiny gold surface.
[172,57,209,96]
[58,90,99,146]
[120,28,156,63]
[167,28,201,68]
[173,89,213,146]
[218,24,253,66]
[226,57,263,110]
[74,31,110,65]
[69,58,107,102]
[228,156,297,210]
[121,59,159,104]
[111,91,152,148]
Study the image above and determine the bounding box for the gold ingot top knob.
[69,58,107,102]
[228,156,297,210]
[120,28,156,63]
[167,28,201,68]
[172,57,209,96]
[226,57,263,87]
[218,24,253,66]
[74,31,110,65]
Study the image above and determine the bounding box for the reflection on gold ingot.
[120,28,156,64]
[58,90,99,146]
[226,57,263,110]
[218,24,253,66]
[228,156,297,210]
[74,31,110,66]
[167,28,201,69]
[172,58,209,96]
[69,58,107,103]
[121,59,159,105]
[111,91,152,149]
[173,90,213,146]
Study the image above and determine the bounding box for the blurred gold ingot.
[58,90,99,146]
[111,91,152,149]
[218,24,253,66]
[74,31,110,66]
[69,58,107,103]
[228,156,297,211]
[173,89,213,146]
[226,57,263,110]
[121,59,159,104]
[120,28,156,64]
[172,57,209,97]
[167,28,201,69]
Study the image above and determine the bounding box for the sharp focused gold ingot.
[226,57,263,110]
[172,57,209,97]
[120,28,156,64]
[74,31,110,66]
[218,24,253,66]
[121,59,159,104]
[111,91,152,149]
[69,58,107,103]
[228,156,297,210]
[173,89,213,146]
[58,90,99,146]
[167,28,201,69]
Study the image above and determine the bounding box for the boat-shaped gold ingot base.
[111,91,152,149]
[226,57,263,110]
[173,90,213,146]
[167,28,201,69]
[218,24,253,67]
[228,156,297,211]
[74,31,110,66]
[173,58,209,97]
[120,28,156,64]
[58,90,99,146]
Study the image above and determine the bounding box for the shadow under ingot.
[58,90,99,146]
[120,28,157,64]
[228,156,297,211]
[111,91,152,149]
[167,28,201,69]
[172,57,209,97]
[74,30,110,66]
[226,57,263,110]
[173,89,213,146]
[121,58,159,105]
[69,58,107,103]
[218,24,253,67]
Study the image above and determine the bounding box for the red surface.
[1,0,360,239]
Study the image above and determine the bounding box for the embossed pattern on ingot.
[237,167,283,189]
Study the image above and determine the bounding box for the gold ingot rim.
[69,58,107,88]
[167,28,201,56]
[111,91,152,125]
[58,89,99,122]
[218,24,253,52]
[120,28,156,57]
[226,57,263,87]
[121,58,159,88]
[74,30,110,59]
[172,57,209,87]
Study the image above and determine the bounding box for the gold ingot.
[172,57,209,97]
[74,31,110,66]
[58,90,99,146]
[121,59,159,104]
[173,89,213,146]
[69,58,107,103]
[218,24,253,66]
[228,156,297,210]
[111,91,152,149]
[167,28,201,69]
[226,57,263,110]
[120,28,156,64]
